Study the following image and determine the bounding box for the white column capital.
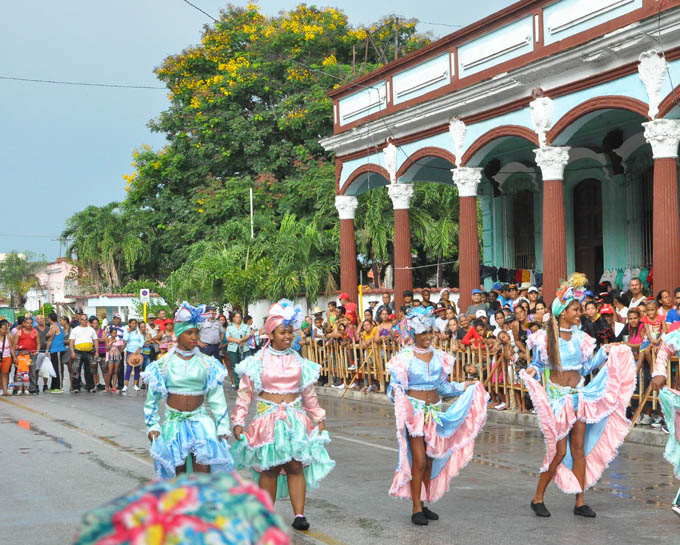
[451,167,482,197]
[643,118,680,159]
[388,183,414,210]
[534,146,570,181]
[335,195,359,220]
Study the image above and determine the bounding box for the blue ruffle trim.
[150,420,234,479]
[205,357,228,391]
[141,362,167,398]
[235,355,264,392]
[300,358,321,390]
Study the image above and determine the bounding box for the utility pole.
[352,45,356,75]
[394,17,399,60]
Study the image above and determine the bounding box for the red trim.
[395,147,456,178]
[339,164,390,196]
[547,96,649,144]
[461,125,539,166]
[330,0,680,134]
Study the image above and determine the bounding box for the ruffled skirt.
[390,382,489,503]
[659,387,680,479]
[231,397,335,500]
[519,345,636,493]
[150,405,234,480]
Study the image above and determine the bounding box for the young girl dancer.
[651,332,680,518]
[232,300,334,531]
[522,274,635,518]
[141,303,233,479]
[105,329,123,393]
[386,307,489,526]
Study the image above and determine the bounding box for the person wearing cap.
[198,305,224,360]
[507,284,520,310]
[465,289,487,317]
[141,302,233,480]
[498,284,511,309]
[527,286,539,313]
[374,292,393,321]
[518,282,531,298]
[433,303,449,337]
[339,292,357,326]
[521,273,634,519]
[232,299,334,532]
[385,307,489,525]
[600,304,624,338]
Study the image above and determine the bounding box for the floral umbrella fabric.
[73,473,290,545]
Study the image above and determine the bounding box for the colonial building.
[320,0,680,309]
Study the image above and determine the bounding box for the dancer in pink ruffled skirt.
[521,274,635,518]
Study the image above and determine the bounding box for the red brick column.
[644,119,680,293]
[453,167,482,311]
[335,196,359,304]
[535,146,570,300]
[388,184,414,310]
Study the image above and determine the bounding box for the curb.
[317,385,668,448]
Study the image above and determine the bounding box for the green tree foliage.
[0,251,41,308]
[63,5,454,305]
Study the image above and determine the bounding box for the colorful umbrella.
[73,472,290,545]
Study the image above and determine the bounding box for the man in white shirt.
[69,315,99,393]
[628,277,647,309]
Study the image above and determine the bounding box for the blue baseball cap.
[471,289,482,295]
[584,290,594,297]
[492,282,502,291]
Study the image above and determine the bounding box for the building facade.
[321,0,680,309]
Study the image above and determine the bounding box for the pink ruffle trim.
[244,409,315,449]
[520,344,636,494]
[389,382,489,503]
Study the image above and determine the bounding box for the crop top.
[386,348,466,400]
[232,347,326,427]
[141,349,229,435]
[527,327,607,376]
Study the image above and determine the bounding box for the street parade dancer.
[141,302,233,479]
[231,299,335,532]
[521,273,636,518]
[386,307,489,526]
[651,331,680,518]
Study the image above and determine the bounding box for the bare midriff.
[259,392,299,404]
[548,369,582,388]
[167,394,204,412]
[406,389,440,404]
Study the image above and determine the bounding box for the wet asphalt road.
[0,387,678,545]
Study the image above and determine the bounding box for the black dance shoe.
[411,511,428,526]
[292,516,310,531]
[573,505,596,518]
[422,506,439,520]
[531,500,551,517]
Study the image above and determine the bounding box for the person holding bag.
[69,315,99,394]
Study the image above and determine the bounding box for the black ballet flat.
[411,511,428,526]
[292,516,310,531]
[574,505,596,518]
[531,500,551,517]
[422,506,439,520]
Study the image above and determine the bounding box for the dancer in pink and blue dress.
[521,274,635,519]
[386,307,489,526]
[651,331,680,518]
[231,300,334,532]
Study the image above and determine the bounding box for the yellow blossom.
[322,54,337,66]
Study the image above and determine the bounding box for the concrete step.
[317,385,668,448]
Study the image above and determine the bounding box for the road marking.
[333,434,398,452]
[0,397,153,468]
[302,529,348,545]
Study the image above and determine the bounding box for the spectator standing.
[402,290,414,311]
[657,290,675,319]
[421,289,434,309]
[35,314,50,392]
[0,319,15,396]
[616,308,644,345]
[198,305,224,359]
[224,311,251,389]
[527,286,539,313]
[628,277,646,309]
[89,317,107,390]
[374,292,393,320]
[465,289,487,317]
[146,314,160,362]
[154,309,173,332]
[122,318,144,393]
[581,301,614,347]
[59,317,72,390]
[507,284,520,310]
[69,315,99,393]
[339,293,358,326]
[45,312,65,393]
[16,313,40,394]
[434,303,449,335]
[600,305,624,338]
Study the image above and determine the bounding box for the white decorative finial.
[383,139,398,184]
[638,50,668,120]
[448,117,466,167]
[530,89,554,148]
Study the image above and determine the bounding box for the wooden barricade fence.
[302,338,678,426]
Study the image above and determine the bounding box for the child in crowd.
[157,322,176,356]
[105,328,123,393]
[13,354,31,395]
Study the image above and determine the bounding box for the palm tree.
[0,251,41,308]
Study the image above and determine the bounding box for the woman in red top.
[16,314,40,394]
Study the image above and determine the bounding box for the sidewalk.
[317,385,668,448]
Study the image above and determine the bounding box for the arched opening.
[513,189,536,270]
[573,179,603,284]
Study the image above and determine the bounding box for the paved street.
[1,388,678,545]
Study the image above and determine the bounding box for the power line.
[180,0,219,22]
[416,20,465,29]
[0,75,165,90]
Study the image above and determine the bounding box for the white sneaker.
[672,504,680,518]
[331,383,344,389]
[495,402,507,410]
[640,414,652,425]
[347,365,357,371]
[122,385,128,393]
[133,385,140,391]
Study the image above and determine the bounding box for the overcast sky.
[0,0,511,260]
